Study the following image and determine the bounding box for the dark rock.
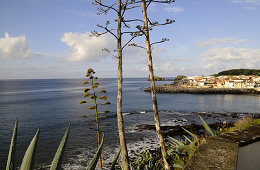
[143,85,260,95]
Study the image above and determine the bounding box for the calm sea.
[0,78,259,169]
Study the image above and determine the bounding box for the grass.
[219,117,260,134]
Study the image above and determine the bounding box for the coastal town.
[179,75,260,89]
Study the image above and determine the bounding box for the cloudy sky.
[0,0,259,79]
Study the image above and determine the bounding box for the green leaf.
[86,134,105,170]
[182,128,198,141]
[199,116,215,136]
[173,164,184,168]
[20,128,40,170]
[6,119,18,170]
[169,137,184,147]
[109,148,121,170]
[183,135,192,144]
[50,123,71,170]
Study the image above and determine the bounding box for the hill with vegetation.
[148,76,166,81]
[215,69,260,76]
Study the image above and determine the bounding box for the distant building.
[186,75,260,89]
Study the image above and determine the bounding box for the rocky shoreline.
[143,85,260,95]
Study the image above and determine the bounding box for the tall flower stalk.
[80,68,111,170]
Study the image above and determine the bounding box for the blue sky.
[0,0,259,79]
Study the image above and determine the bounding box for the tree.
[92,1,143,169]
[128,1,175,169]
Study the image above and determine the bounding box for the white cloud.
[197,38,248,48]
[165,6,184,13]
[231,0,260,5]
[200,47,260,69]
[0,33,32,59]
[148,4,158,13]
[61,32,116,62]
[245,6,257,10]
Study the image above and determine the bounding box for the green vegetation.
[148,75,165,81]
[174,75,187,81]
[215,69,260,76]
[132,116,215,169]
[80,68,111,170]
[5,120,70,170]
[218,117,260,134]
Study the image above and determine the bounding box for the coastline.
[143,84,260,95]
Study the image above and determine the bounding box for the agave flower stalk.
[81,68,111,170]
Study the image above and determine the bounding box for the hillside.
[215,69,260,76]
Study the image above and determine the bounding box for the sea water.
[0,78,259,169]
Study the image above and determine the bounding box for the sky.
[0,0,260,79]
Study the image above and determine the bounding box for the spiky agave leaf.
[183,135,192,144]
[199,116,215,136]
[20,128,40,170]
[50,123,71,170]
[6,119,18,170]
[182,128,198,141]
[109,148,121,170]
[86,134,105,170]
[168,137,184,147]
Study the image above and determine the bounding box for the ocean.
[0,78,259,169]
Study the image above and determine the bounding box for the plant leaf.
[199,116,215,136]
[50,123,71,170]
[168,137,184,146]
[183,135,192,144]
[173,163,184,168]
[86,134,105,170]
[6,119,18,170]
[20,128,40,170]
[110,148,121,170]
[182,128,198,141]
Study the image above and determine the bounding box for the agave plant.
[199,116,215,136]
[167,116,215,168]
[5,120,70,170]
[86,134,121,170]
[80,68,111,170]
[132,149,164,170]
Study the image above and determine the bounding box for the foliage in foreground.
[132,116,215,169]
[5,120,121,170]
[5,120,70,170]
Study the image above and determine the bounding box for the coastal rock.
[144,85,260,95]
